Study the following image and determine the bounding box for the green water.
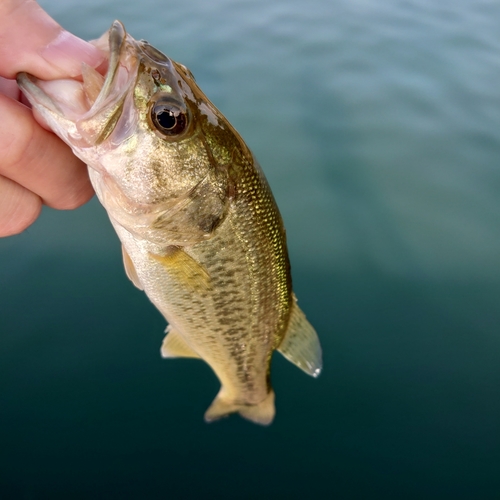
[1,0,500,497]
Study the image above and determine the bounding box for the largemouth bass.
[17,21,321,425]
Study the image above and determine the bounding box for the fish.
[17,20,322,425]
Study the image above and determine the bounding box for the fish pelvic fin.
[278,295,322,377]
[161,325,200,359]
[204,390,275,426]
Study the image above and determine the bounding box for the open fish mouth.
[17,20,139,147]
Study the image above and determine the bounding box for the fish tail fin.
[204,390,275,426]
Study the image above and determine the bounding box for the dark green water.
[1,0,500,497]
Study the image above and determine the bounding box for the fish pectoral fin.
[122,245,143,290]
[149,247,210,292]
[161,325,200,359]
[204,390,275,426]
[277,295,322,377]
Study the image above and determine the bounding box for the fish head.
[17,21,246,243]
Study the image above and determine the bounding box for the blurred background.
[1,0,500,497]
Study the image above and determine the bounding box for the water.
[1,0,500,497]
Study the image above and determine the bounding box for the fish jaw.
[17,21,140,166]
[16,73,87,148]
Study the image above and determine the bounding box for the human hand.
[0,0,104,237]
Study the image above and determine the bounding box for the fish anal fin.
[122,245,143,290]
[149,247,210,292]
[204,390,275,426]
[278,295,322,377]
[161,325,200,359]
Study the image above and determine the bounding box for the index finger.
[0,93,94,210]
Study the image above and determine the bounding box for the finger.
[0,77,31,108]
[0,93,94,210]
[0,0,103,80]
[0,174,42,237]
[0,76,21,100]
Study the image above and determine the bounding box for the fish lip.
[92,20,126,109]
[17,20,129,120]
[16,72,64,115]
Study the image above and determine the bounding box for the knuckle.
[0,112,35,172]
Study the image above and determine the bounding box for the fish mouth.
[17,20,139,147]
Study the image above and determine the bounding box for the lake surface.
[1,0,499,497]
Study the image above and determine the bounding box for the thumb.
[0,0,104,80]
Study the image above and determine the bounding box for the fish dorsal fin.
[278,295,322,377]
[161,325,200,359]
[122,245,143,290]
[149,247,210,292]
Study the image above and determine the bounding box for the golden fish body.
[18,21,321,424]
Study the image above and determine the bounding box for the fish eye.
[149,99,188,137]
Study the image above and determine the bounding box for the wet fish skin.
[17,21,321,425]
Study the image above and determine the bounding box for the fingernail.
[41,30,105,78]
